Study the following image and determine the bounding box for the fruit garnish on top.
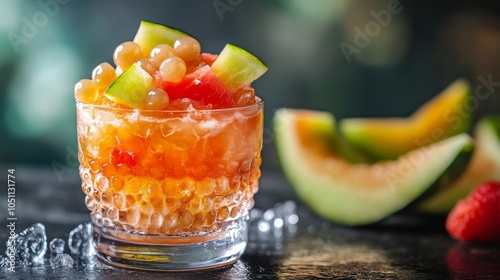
[74,21,268,109]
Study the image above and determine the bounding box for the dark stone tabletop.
[0,166,499,279]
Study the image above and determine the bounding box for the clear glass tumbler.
[76,99,263,271]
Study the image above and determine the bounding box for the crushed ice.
[0,201,299,271]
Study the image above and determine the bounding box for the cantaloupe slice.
[274,109,473,226]
[340,79,471,160]
[418,117,500,213]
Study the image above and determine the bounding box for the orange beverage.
[76,100,263,270]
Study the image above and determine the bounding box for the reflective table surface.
[0,166,499,279]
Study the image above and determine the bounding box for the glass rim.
[76,97,263,113]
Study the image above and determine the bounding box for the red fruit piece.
[446,181,500,242]
[156,65,236,109]
[111,147,137,167]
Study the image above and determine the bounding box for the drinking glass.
[76,99,263,271]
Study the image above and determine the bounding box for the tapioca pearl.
[118,211,127,222]
[179,212,194,228]
[113,41,143,70]
[217,207,229,221]
[239,159,252,173]
[126,207,140,225]
[225,192,237,205]
[115,66,123,76]
[110,177,125,191]
[140,199,155,214]
[81,183,92,196]
[230,177,241,190]
[214,177,229,195]
[150,213,164,228]
[201,196,214,211]
[143,88,170,110]
[165,199,182,214]
[89,159,100,172]
[102,217,114,227]
[162,213,179,230]
[85,196,95,210]
[205,210,217,226]
[123,177,142,194]
[213,196,223,207]
[234,191,244,203]
[181,179,196,201]
[136,58,157,77]
[225,161,240,175]
[112,193,126,209]
[188,198,203,213]
[149,197,166,214]
[249,168,261,183]
[240,173,250,187]
[150,44,177,67]
[251,182,259,194]
[74,79,99,103]
[92,62,116,89]
[100,192,111,205]
[248,198,255,209]
[230,206,241,218]
[162,180,180,198]
[138,213,151,227]
[251,157,260,169]
[107,207,119,221]
[173,36,201,62]
[192,213,206,227]
[95,173,109,191]
[197,178,216,195]
[159,56,186,83]
[80,168,91,184]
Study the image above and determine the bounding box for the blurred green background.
[1,0,499,177]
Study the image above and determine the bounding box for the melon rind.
[104,63,155,108]
[133,21,189,56]
[339,79,471,160]
[211,44,268,91]
[274,109,473,226]
[418,117,500,213]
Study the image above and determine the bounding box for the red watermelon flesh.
[156,65,236,109]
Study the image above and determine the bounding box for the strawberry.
[446,182,500,242]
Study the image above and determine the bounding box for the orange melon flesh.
[274,109,473,226]
[418,117,500,213]
[340,79,471,160]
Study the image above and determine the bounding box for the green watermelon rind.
[104,63,155,108]
[133,20,190,56]
[211,44,268,91]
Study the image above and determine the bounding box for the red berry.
[446,182,500,242]
[111,147,137,167]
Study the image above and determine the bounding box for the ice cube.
[246,201,299,256]
[7,223,47,265]
[68,222,95,257]
[49,238,65,256]
[49,253,74,268]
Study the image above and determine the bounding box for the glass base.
[92,218,248,271]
